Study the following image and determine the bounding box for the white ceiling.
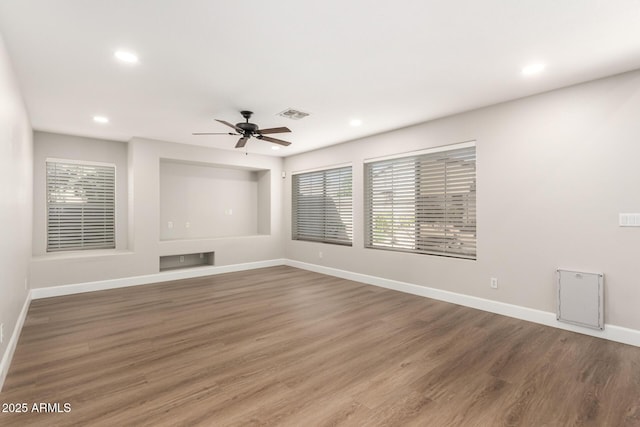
[1,1,639,157]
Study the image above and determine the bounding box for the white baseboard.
[284,260,640,348]
[0,291,32,392]
[2,257,638,392]
[21,257,640,349]
[31,259,287,300]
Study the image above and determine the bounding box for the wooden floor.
[1,266,640,426]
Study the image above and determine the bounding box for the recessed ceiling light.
[93,115,109,124]
[271,146,281,150]
[522,63,545,76]
[350,119,362,127]
[114,50,139,64]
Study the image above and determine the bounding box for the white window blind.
[365,144,476,259]
[292,166,352,245]
[46,161,116,252]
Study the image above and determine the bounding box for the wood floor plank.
[1,265,640,426]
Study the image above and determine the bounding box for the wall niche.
[159,159,270,240]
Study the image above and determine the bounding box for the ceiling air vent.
[278,108,310,120]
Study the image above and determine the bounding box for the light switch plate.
[619,213,640,227]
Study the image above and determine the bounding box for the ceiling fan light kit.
[194,111,292,149]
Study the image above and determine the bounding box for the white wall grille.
[557,269,604,330]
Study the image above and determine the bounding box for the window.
[292,166,352,245]
[46,160,116,252]
[365,143,476,259]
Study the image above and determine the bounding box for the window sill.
[32,249,134,261]
[159,234,271,242]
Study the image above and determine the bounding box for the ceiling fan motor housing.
[236,122,259,133]
[237,110,258,134]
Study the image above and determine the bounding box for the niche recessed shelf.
[160,252,214,272]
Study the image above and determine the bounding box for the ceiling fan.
[193,111,292,148]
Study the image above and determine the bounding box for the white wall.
[0,33,32,384]
[160,160,263,240]
[284,69,640,331]
[30,136,285,288]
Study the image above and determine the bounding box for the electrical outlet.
[490,278,498,289]
[185,222,190,229]
[168,221,173,229]
[319,251,323,259]
[179,256,185,263]
[1,323,4,344]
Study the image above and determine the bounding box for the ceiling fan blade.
[235,136,249,148]
[216,119,244,133]
[192,132,238,135]
[259,135,291,146]
[257,126,291,135]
